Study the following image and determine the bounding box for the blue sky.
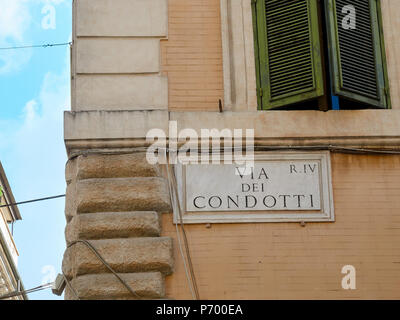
[0,0,71,299]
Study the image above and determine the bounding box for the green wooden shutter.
[325,0,390,108]
[254,0,324,110]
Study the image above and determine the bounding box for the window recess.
[253,0,391,110]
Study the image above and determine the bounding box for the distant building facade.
[63,0,400,299]
[0,162,25,300]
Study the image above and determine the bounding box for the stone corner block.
[65,211,162,244]
[65,272,165,300]
[76,153,161,180]
[62,237,174,279]
[76,177,172,214]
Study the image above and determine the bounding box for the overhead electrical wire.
[166,161,197,300]
[0,194,66,209]
[66,239,141,300]
[2,240,144,300]
[62,272,79,300]
[0,282,53,300]
[166,155,200,300]
[68,145,400,162]
[0,42,72,51]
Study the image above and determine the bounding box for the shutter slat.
[336,0,378,98]
[265,0,315,98]
[254,0,324,109]
[326,0,390,108]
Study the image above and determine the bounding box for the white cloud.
[0,0,68,41]
[0,47,32,74]
[0,32,71,299]
[0,0,33,74]
[39,0,66,4]
[0,0,31,41]
[2,44,70,196]
[23,100,38,127]
[0,0,70,74]
[0,1,70,297]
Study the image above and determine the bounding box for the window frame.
[252,0,391,110]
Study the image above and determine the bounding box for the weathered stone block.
[65,180,78,223]
[65,272,165,300]
[76,177,171,213]
[76,153,161,180]
[66,211,161,243]
[63,237,173,278]
[65,158,77,185]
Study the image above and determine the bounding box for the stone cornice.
[65,110,400,154]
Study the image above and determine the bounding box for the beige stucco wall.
[161,0,224,111]
[163,153,400,299]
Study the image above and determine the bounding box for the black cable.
[62,273,80,300]
[0,282,53,300]
[68,145,400,162]
[0,194,65,209]
[66,240,141,299]
[167,161,200,300]
[0,42,72,51]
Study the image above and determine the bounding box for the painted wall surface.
[163,153,400,299]
[161,0,224,111]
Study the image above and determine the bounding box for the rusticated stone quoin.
[65,272,165,300]
[76,153,161,180]
[65,158,78,223]
[63,152,173,300]
[63,237,174,279]
[65,211,161,244]
[66,157,78,185]
[76,177,171,214]
[65,180,78,223]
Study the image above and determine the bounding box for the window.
[252,0,391,110]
